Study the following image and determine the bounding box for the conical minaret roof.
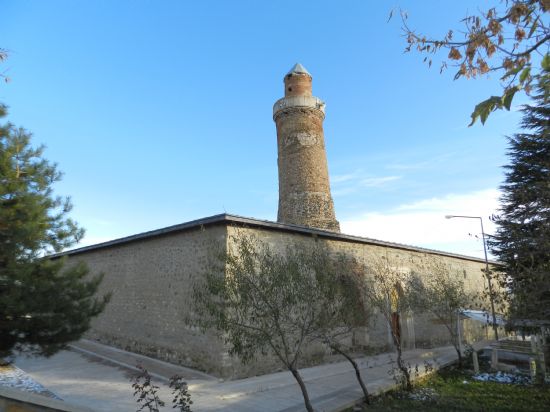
[286,63,311,76]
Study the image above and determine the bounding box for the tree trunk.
[399,364,412,391]
[455,346,463,368]
[289,366,314,412]
[391,330,412,391]
[450,318,463,369]
[332,346,370,404]
[396,344,413,391]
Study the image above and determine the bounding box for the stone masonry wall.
[63,225,229,377]
[61,219,493,380]
[224,224,491,375]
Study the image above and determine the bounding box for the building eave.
[50,213,500,265]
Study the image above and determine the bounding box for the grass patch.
[354,367,550,412]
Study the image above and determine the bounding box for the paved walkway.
[12,340,491,412]
[70,339,214,382]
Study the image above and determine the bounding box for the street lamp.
[445,214,499,341]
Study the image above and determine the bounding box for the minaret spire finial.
[286,63,311,77]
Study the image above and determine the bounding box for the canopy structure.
[461,309,506,326]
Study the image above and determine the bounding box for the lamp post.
[445,214,499,341]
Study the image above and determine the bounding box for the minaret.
[273,63,340,232]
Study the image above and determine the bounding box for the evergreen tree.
[0,105,108,359]
[489,65,550,323]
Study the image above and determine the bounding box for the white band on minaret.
[273,96,326,120]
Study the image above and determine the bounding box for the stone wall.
[63,224,229,377]
[227,224,492,365]
[59,215,495,380]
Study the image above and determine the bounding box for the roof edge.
[51,213,499,265]
[50,213,229,258]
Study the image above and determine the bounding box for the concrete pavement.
[70,339,214,382]
[12,340,491,412]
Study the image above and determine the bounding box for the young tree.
[131,366,193,412]
[397,0,549,125]
[131,366,165,412]
[488,66,550,324]
[193,232,320,411]
[169,375,193,412]
[408,258,474,367]
[0,108,109,359]
[364,254,414,390]
[311,254,373,404]
[193,231,372,411]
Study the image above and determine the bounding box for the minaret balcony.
[273,95,326,120]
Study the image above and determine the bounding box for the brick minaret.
[273,63,340,232]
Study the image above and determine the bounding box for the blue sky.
[1,1,526,258]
